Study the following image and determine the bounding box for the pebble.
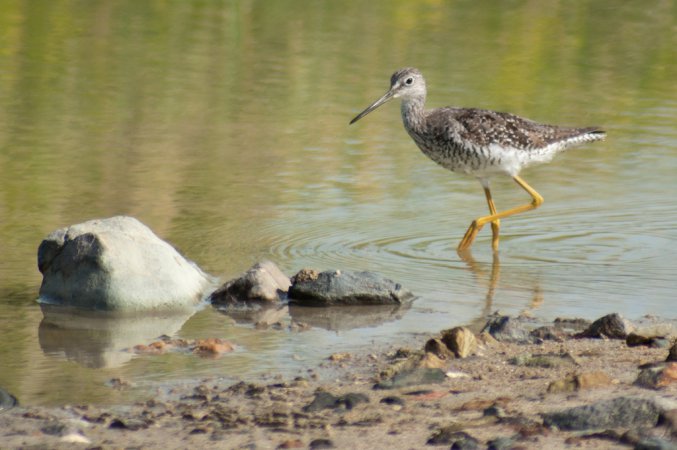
[667,342,677,362]
[626,332,671,348]
[542,396,662,430]
[547,371,613,393]
[577,313,635,339]
[303,392,369,412]
[373,367,446,390]
[309,438,335,449]
[481,315,534,344]
[634,362,677,389]
[441,327,477,358]
[427,429,480,448]
[424,338,454,359]
[380,396,405,406]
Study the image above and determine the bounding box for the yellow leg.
[457,175,544,251]
[483,186,500,251]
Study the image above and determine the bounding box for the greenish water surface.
[0,1,675,405]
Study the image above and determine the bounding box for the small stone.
[420,352,446,369]
[542,396,662,430]
[373,368,446,390]
[277,439,303,449]
[660,408,677,436]
[577,371,614,389]
[441,327,477,358]
[635,362,677,389]
[309,438,334,449]
[530,325,566,341]
[627,332,670,348]
[303,392,369,412]
[0,387,18,412]
[380,396,405,406]
[427,429,480,448]
[408,390,447,401]
[509,353,576,369]
[445,371,469,379]
[192,338,234,357]
[578,313,635,339]
[60,433,91,444]
[548,372,613,393]
[210,260,290,305]
[483,405,506,418]
[108,377,132,390]
[487,436,516,450]
[667,342,677,362]
[460,397,511,411]
[328,352,351,362]
[424,338,454,359]
[481,315,534,344]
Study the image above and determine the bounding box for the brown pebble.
[192,338,235,357]
[277,439,304,449]
[441,327,477,358]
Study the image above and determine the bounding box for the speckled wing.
[430,107,604,151]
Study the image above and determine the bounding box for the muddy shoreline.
[1,314,676,449]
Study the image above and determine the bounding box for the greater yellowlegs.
[349,67,605,252]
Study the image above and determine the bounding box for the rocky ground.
[1,314,676,450]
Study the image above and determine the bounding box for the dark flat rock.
[577,313,635,339]
[288,269,413,306]
[542,396,662,431]
[303,392,369,412]
[373,368,446,390]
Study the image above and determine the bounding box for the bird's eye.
[405,77,414,85]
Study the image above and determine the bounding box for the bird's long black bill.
[349,90,395,125]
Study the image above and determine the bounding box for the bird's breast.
[407,128,506,176]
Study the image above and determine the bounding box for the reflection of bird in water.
[458,251,543,333]
[350,68,605,252]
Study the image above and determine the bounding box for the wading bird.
[350,67,605,252]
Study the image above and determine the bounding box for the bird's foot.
[458,221,482,251]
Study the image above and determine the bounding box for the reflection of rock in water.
[0,386,18,411]
[38,305,194,368]
[213,304,289,327]
[289,303,411,332]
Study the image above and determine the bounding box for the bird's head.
[350,67,426,124]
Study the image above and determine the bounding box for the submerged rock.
[288,269,413,306]
[38,216,212,312]
[542,396,663,430]
[0,386,18,412]
[209,261,290,305]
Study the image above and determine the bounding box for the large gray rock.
[38,216,212,312]
[288,269,413,306]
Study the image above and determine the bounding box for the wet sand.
[1,318,676,449]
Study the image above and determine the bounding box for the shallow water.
[0,1,676,406]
